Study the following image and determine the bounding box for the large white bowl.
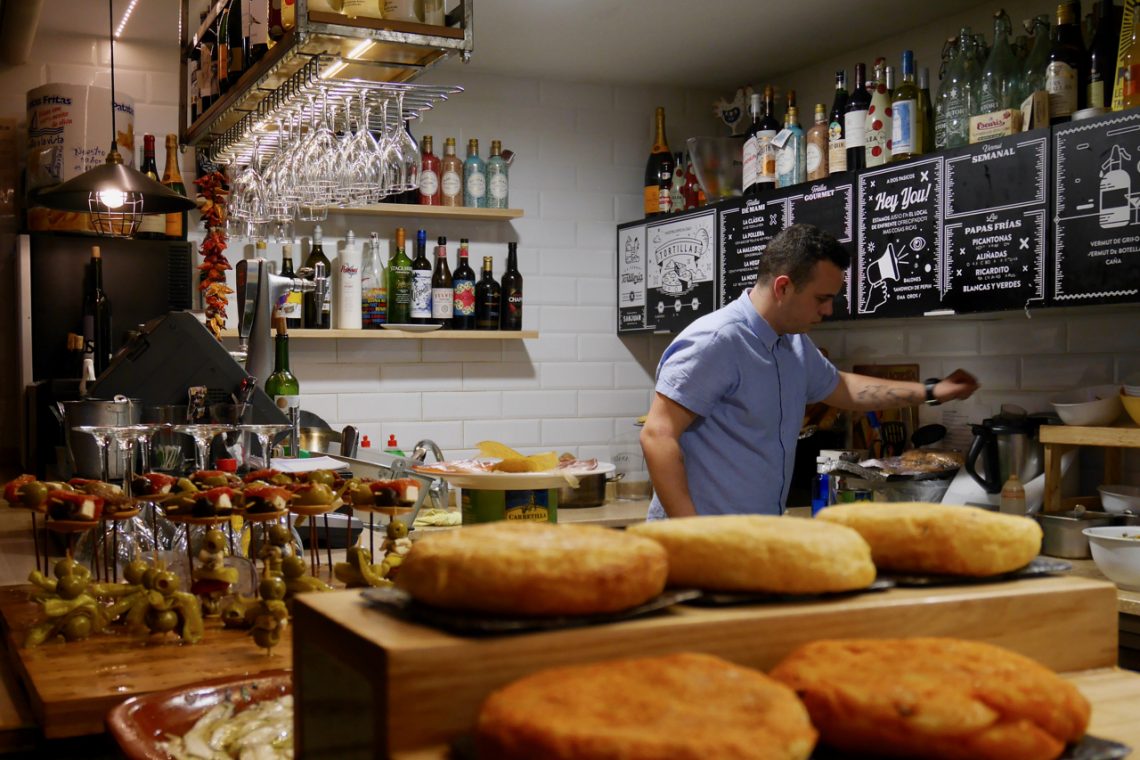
[1083,526,1140,590]
[1051,384,1124,426]
[1099,484,1140,514]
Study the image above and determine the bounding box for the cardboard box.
[1020,90,1051,131]
[969,108,1025,144]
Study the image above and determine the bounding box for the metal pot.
[1037,510,1115,559]
[55,396,140,479]
[558,472,619,508]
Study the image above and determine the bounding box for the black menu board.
[718,196,789,306]
[642,209,718,333]
[616,220,649,333]
[856,156,943,318]
[941,129,1049,313]
[1053,110,1140,305]
[785,177,856,318]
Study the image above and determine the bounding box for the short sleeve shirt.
[648,291,839,519]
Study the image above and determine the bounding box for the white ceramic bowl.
[1083,526,1140,590]
[1051,384,1124,426]
[1099,484,1140,514]
[1124,385,1140,397]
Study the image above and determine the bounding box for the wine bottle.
[669,151,686,213]
[757,85,780,187]
[419,135,441,205]
[303,225,332,329]
[845,63,871,172]
[388,227,413,325]
[280,242,303,329]
[338,230,362,330]
[806,103,829,180]
[440,137,462,207]
[827,70,849,175]
[137,135,166,238]
[451,238,476,330]
[643,106,673,217]
[977,10,1018,115]
[742,92,763,195]
[865,59,892,167]
[198,12,216,113]
[189,41,201,124]
[486,139,509,209]
[682,157,701,210]
[216,0,231,94]
[891,50,919,161]
[431,237,453,326]
[463,138,487,208]
[264,316,300,418]
[1087,0,1120,109]
[83,246,113,378]
[1047,3,1087,124]
[410,228,432,323]
[361,232,387,329]
[1020,15,1052,103]
[161,134,187,239]
[475,256,501,330]
[918,67,935,157]
[228,0,246,89]
[775,96,805,188]
[500,243,523,331]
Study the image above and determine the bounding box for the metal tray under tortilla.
[882,556,1072,588]
[681,578,895,607]
[360,587,699,636]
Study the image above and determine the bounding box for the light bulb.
[97,188,127,209]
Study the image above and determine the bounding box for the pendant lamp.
[36,0,196,238]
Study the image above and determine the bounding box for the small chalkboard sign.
[616,221,649,333]
[1054,110,1140,305]
[718,196,789,307]
[644,208,718,333]
[941,129,1049,313]
[856,156,943,318]
[784,176,856,319]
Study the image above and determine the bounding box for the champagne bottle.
[361,232,387,328]
[264,316,300,418]
[431,237,453,326]
[410,228,433,323]
[451,238,476,330]
[643,106,673,216]
[83,246,113,377]
[1046,2,1088,123]
[302,225,332,329]
[500,242,523,331]
[486,139,509,209]
[419,135,441,205]
[827,71,849,175]
[475,256,501,330]
[845,64,871,171]
[806,103,829,180]
[387,227,413,324]
[891,50,919,161]
[161,134,187,239]
[137,135,166,238]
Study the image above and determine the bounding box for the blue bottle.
[463,137,487,208]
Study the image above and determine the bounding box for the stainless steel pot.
[1037,511,1114,559]
[558,472,619,508]
[57,396,140,479]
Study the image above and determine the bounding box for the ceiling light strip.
[114,0,141,39]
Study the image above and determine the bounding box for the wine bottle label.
[465,170,486,199]
[441,170,461,198]
[453,278,475,316]
[431,288,453,319]
[489,172,508,201]
[865,100,891,164]
[891,100,916,155]
[420,169,439,197]
[1088,80,1106,110]
[806,142,824,175]
[1045,62,1077,117]
[272,394,300,415]
[776,144,795,179]
[411,271,432,318]
[757,131,777,183]
[669,177,684,211]
[363,289,387,326]
[657,185,671,213]
[643,186,658,215]
[828,128,847,172]
[742,134,760,190]
[279,291,302,320]
[844,110,867,148]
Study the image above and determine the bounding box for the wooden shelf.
[221,329,537,340]
[1039,423,1140,448]
[1041,423,1140,512]
[331,204,524,221]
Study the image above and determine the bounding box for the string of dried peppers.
[194,171,233,339]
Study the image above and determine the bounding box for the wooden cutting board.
[0,585,291,739]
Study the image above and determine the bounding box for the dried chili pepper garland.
[194,171,234,339]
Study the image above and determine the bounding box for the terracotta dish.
[106,669,291,760]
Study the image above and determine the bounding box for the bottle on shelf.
[918,67,935,156]
[865,59,892,166]
[941,34,972,149]
[265,316,300,419]
[338,230,362,330]
[451,238,476,330]
[1020,15,1052,103]
[742,92,764,195]
[227,0,246,90]
[419,135,441,205]
[500,242,523,331]
[440,137,462,207]
[486,139,510,209]
[806,103,829,181]
[475,256,501,330]
[775,93,805,188]
[344,0,384,18]
[216,0,232,95]
[827,70,849,176]
[934,37,958,149]
[388,227,413,324]
[757,85,780,187]
[189,35,201,124]
[977,9,1019,116]
[845,63,871,172]
[199,12,217,113]
[643,106,674,216]
[1046,2,1088,123]
[83,246,112,378]
[1088,0,1120,110]
[891,50,919,161]
[463,138,487,208]
[682,156,702,210]
[362,232,387,329]
[248,0,269,66]
[137,135,166,238]
[302,224,332,329]
[1123,14,1140,108]
[410,228,433,324]
[431,237,453,326]
[669,151,686,212]
[161,134,187,240]
[398,121,420,204]
[280,241,303,329]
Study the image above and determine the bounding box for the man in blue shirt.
[641,224,979,519]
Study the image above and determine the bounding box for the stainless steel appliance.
[964,412,1055,494]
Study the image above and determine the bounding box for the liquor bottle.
[742,92,763,195]
[161,134,187,239]
[280,242,303,329]
[83,246,113,377]
[418,135,440,204]
[361,232,386,328]
[248,0,269,65]
[303,225,332,329]
[669,151,686,212]
[844,63,871,172]
[500,242,523,331]
[137,135,166,238]
[451,238,476,330]
[806,103,829,180]
[918,67,935,156]
[475,256,501,330]
[228,0,246,89]
[431,237,453,326]
[388,227,413,324]
[775,97,805,188]
[486,139,509,209]
[338,230,362,330]
[643,106,673,216]
[827,70,849,175]
[682,158,701,210]
[757,86,780,187]
[865,59,892,167]
[410,228,433,323]
[891,50,919,161]
[440,137,462,207]
[463,138,487,208]
[977,10,1018,115]
[1087,0,1120,109]
[1047,3,1087,124]
[264,316,300,419]
[1020,15,1052,102]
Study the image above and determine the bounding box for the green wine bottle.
[264,316,299,420]
[387,227,413,324]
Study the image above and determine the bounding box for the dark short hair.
[756,224,851,286]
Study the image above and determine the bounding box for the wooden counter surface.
[1066,559,1140,616]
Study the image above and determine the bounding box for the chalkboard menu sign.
[856,156,943,318]
[784,176,856,318]
[941,129,1049,313]
[616,221,649,333]
[1053,110,1140,305]
[718,196,788,307]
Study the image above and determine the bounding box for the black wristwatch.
[924,378,942,406]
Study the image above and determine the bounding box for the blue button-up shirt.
[647,291,839,519]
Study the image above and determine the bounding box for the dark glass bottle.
[387,227,413,324]
[302,225,331,329]
[264,316,299,419]
[137,134,165,239]
[756,85,781,187]
[475,256,501,330]
[844,63,871,172]
[1046,2,1089,123]
[410,228,433,324]
[1088,0,1121,109]
[643,106,673,217]
[430,237,453,326]
[500,243,523,331]
[228,0,246,89]
[216,0,231,95]
[827,70,849,175]
[280,243,302,329]
[83,246,113,377]
[451,238,476,330]
[742,92,763,196]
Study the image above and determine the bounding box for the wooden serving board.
[0,585,290,739]
[292,575,1119,758]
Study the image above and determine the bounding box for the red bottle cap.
[386,434,398,448]
[216,458,238,473]
[361,435,372,448]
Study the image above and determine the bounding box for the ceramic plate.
[411,461,616,490]
[380,323,444,333]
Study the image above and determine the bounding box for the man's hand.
[935,369,980,403]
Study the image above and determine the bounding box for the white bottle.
[338,230,362,330]
[999,472,1026,515]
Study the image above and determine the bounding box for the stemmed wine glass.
[107,427,140,497]
[239,424,290,471]
[72,425,116,482]
[131,423,169,475]
[173,424,237,472]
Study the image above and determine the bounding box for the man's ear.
[772,274,793,300]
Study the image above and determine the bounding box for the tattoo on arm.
[854,383,922,406]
